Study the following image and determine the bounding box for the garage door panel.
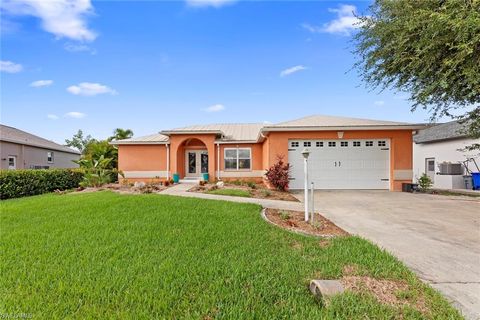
[288,139,390,190]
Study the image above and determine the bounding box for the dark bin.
[472,173,480,190]
[402,183,418,193]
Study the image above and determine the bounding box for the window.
[303,141,311,147]
[47,151,54,163]
[316,141,323,147]
[365,141,373,147]
[224,148,251,170]
[328,141,336,147]
[378,141,386,147]
[427,160,435,171]
[291,141,299,148]
[340,141,348,147]
[353,141,361,147]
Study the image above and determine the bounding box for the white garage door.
[288,139,390,190]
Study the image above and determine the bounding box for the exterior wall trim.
[219,170,265,178]
[123,171,168,178]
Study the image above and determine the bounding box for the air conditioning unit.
[438,162,463,175]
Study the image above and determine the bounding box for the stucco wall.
[0,141,79,169]
[118,144,168,179]
[413,138,479,189]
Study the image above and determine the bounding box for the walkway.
[159,183,304,211]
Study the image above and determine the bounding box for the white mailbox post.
[301,148,310,222]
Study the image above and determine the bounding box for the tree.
[353,0,480,146]
[83,140,118,170]
[265,155,291,191]
[65,130,94,153]
[109,128,133,141]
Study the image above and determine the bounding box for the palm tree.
[109,128,133,141]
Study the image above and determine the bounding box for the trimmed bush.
[0,169,84,200]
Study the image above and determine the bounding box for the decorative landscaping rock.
[309,280,344,301]
[134,181,146,189]
[216,181,225,188]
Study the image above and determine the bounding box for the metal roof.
[110,133,169,145]
[266,114,413,128]
[414,121,468,144]
[0,124,81,154]
[162,123,265,142]
[111,115,425,145]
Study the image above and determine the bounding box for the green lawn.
[206,188,251,197]
[0,192,461,319]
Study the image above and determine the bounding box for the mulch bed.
[264,208,348,237]
[190,183,300,202]
[69,183,170,195]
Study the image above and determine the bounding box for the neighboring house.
[413,121,479,189]
[111,115,424,191]
[0,124,80,170]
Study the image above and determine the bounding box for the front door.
[8,156,16,170]
[185,150,208,177]
[425,158,435,182]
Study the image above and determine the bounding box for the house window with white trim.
[224,148,251,170]
[47,152,54,163]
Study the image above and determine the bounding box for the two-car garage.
[288,139,390,189]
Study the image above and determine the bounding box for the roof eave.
[160,130,223,136]
[110,141,169,145]
[262,124,427,132]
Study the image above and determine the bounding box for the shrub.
[247,181,257,189]
[279,210,290,220]
[0,169,84,200]
[164,180,170,187]
[265,155,291,191]
[262,189,272,197]
[417,173,433,192]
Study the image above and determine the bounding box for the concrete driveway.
[294,190,480,320]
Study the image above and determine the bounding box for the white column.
[304,157,309,222]
[166,144,170,180]
[217,143,220,180]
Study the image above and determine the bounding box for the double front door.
[185,150,208,177]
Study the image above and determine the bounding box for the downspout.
[216,143,220,180]
[166,144,170,180]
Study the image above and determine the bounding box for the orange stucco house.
[111,115,425,191]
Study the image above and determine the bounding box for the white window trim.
[47,151,54,163]
[224,147,252,171]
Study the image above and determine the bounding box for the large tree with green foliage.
[65,129,94,153]
[353,0,480,147]
[109,128,134,141]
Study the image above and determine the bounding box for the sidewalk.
[159,183,304,211]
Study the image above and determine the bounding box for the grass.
[206,188,251,198]
[0,192,462,319]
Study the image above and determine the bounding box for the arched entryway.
[175,138,209,179]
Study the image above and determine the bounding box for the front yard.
[0,192,462,319]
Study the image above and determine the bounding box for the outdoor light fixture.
[302,148,310,222]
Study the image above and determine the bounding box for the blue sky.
[1,0,436,144]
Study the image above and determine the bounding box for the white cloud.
[1,0,97,41]
[0,60,23,73]
[67,82,117,96]
[280,65,307,77]
[186,0,236,8]
[64,42,97,54]
[47,114,59,120]
[30,80,53,87]
[302,4,362,36]
[65,111,86,119]
[374,100,385,106]
[205,104,225,112]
